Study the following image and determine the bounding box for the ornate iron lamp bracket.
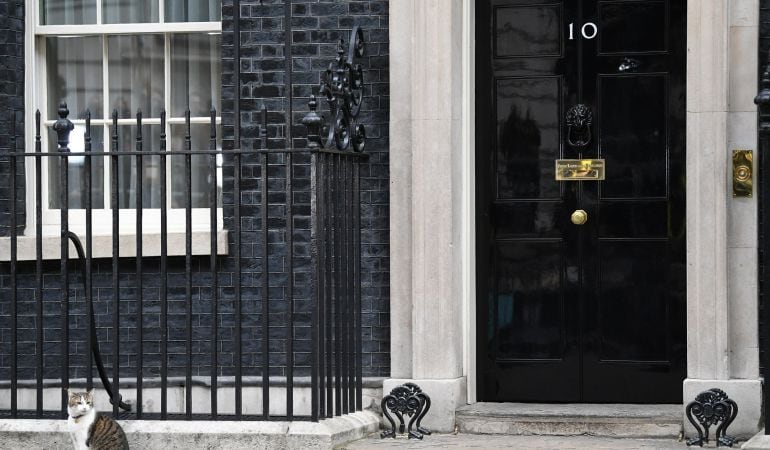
[303,26,366,152]
[685,388,738,447]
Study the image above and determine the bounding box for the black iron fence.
[756,49,770,436]
[0,104,365,422]
[0,25,368,423]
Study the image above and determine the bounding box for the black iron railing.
[756,49,770,435]
[0,26,367,423]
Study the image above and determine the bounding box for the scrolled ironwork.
[685,388,738,447]
[381,383,431,440]
[304,26,366,152]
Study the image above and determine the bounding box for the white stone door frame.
[389,0,762,436]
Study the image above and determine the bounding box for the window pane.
[46,36,103,120]
[40,0,96,25]
[171,33,221,117]
[170,124,222,208]
[47,125,105,209]
[113,125,162,208]
[104,0,160,24]
[165,0,221,22]
[108,35,165,118]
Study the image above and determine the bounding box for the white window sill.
[0,230,229,261]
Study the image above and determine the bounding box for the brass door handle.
[571,209,588,225]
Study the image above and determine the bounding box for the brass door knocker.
[566,104,593,149]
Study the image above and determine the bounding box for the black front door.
[476,0,686,403]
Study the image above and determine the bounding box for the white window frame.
[19,0,227,257]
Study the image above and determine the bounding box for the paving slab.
[743,430,770,449]
[340,433,694,449]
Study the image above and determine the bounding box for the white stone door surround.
[388,0,762,436]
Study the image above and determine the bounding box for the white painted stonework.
[389,0,763,436]
[388,0,469,432]
[685,0,761,437]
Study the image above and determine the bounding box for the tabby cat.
[67,390,129,450]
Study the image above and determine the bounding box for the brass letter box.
[555,159,606,181]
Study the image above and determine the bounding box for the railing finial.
[53,102,74,153]
[302,95,324,150]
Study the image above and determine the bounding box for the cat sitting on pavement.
[67,390,129,450]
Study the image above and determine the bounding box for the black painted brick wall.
[220,0,390,378]
[0,0,24,237]
[0,0,390,384]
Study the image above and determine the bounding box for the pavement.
[340,433,698,449]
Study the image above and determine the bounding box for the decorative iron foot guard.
[685,388,738,447]
[381,383,431,439]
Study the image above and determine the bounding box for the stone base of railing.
[0,411,381,450]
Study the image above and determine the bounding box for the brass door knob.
[571,209,588,225]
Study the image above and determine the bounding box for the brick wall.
[0,0,24,237]
[220,0,390,377]
[0,0,390,384]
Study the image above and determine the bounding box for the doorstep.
[455,403,682,438]
[341,433,687,449]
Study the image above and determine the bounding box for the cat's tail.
[66,231,132,413]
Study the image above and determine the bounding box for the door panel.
[477,0,580,403]
[597,240,669,362]
[597,201,669,237]
[494,241,566,360]
[582,0,686,402]
[477,0,686,403]
[598,75,668,199]
[494,4,563,58]
[597,1,667,54]
[494,203,562,238]
[496,76,562,200]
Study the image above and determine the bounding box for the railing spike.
[85,110,91,142]
[211,108,217,140]
[136,110,143,139]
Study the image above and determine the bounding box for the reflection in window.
[170,124,223,209]
[46,36,104,119]
[47,125,105,209]
[41,0,97,25]
[165,0,221,22]
[39,5,221,212]
[103,0,159,24]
